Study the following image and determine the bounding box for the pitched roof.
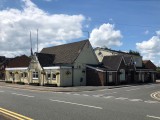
[102,55,123,70]
[143,60,157,70]
[123,56,132,65]
[41,40,88,64]
[7,55,31,68]
[36,53,55,67]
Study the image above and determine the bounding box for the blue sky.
[0,0,160,66]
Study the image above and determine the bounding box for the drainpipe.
[72,66,74,86]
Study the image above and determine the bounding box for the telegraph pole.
[30,31,33,55]
[37,29,39,53]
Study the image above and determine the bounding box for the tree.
[128,50,140,56]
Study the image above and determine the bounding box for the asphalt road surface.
[0,84,160,120]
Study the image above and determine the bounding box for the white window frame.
[47,73,51,80]
[32,72,38,80]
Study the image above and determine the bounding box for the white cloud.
[89,23,123,47]
[0,0,85,57]
[136,31,160,66]
[156,30,160,36]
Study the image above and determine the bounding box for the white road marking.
[103,96,114,99]
[66,93,71,95]
[92,95,100,97]
[73,93,80,96]
[12,93,35,98]
[147,115,160,119]
[129,99,143,102]
[49,99,103,109]
[151,91,160,101]
[145,86,155,89]
[82,94,89,96]
[52,92,63,94]
[126,88,140,91]
[115,97,128,100]
[144,100,159,104]
[0,91,4,92]
[99,89,107,91]
[105,92,117,94]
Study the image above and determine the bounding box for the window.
[24,73,27,78]
[98,52,102,56]
[33,72,38,79]
[52,74,56,80]
[21,73,23,77]
[47,73,51,80]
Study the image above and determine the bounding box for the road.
[0,84,160,120]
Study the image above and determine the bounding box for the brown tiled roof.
[102,55,123,70]
[143,60,157,70]
[36,53,55,67]
[7,55,31,68]
[41,40,88,64]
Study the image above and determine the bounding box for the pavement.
[0,80,159,92]
[0,83,160,120]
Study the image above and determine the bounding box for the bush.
[16,82,25,85]
[29,83,40,86]
[5,81,12,83]
[44,84,57,87]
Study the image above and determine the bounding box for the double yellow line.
[0,107,33,120]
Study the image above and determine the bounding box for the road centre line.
[82,94,89,96]
[129,99,143,102]
[147,115,160,119]
[144,100,159,104]
[49,99,103,109]
[0,107,33,120]
[73,93,80,95]
[12,93,35,98]
[0,91,4,92]
[103,96,115,99]
[115,97,128,100]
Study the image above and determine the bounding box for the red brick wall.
[86,67,106,86]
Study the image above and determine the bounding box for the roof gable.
[143,60,157,70]
[102,55,124,70]
[41,40,88,64]
[36,53,55,67]
[123,56,133,65]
